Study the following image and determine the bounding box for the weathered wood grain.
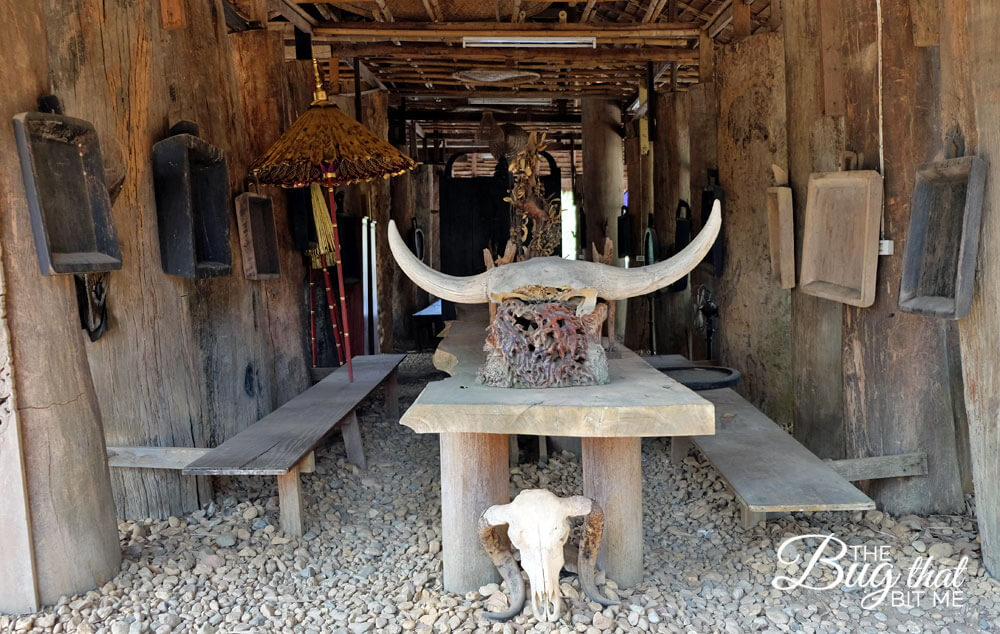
[715,32,793,428]
[0,0,121,607]
[184,354,403,476]
[582,436,643,587]
[107,446,212,470]
[692,388,875,515]
[439,432,508,593]
[765,186,795,289]
[956,0,1000,577]
[402,322,715,437]
[841,0,964,516]
[780,0,846,460]
[827,453,928,482]
[582,98,624,254]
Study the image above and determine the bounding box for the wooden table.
[401,321,715,593]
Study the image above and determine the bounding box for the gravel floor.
[3,354,997,634]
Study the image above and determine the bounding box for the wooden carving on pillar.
[506,132,562,260]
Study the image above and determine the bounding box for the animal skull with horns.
[387,200,721,315]
[478,489,616,622]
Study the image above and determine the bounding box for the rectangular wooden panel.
[799,170,883,306]
[692,388,875,513]
[184,354,404,475]
[12,112,122,275]
[899,156,988,319]
[766,186,795,289]
[235,193,281,280]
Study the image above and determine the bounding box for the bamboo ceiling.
[228,0,774,175]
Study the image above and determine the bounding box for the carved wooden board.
[899,156,987,319]
[800,170,883,307]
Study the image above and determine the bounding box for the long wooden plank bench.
[675,387,876,528]
[109,354,405,536]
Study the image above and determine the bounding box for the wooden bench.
[108,354,405,536]
[673,388,877,528]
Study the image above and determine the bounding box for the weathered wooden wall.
[714,32,793,428]
[17,0,312,523]
[838,0,963,515]
[953,0,1000,577]
[0,0,121,611]
[781,1,847,459]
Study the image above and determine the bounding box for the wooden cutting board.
[799,170,883,307]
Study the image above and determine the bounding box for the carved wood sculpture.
[478,489,616,622]
[506,132,562,260]
[388,199,721,387]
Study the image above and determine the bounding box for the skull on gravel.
[478,489,617,622]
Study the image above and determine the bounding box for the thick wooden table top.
[401,321,715,437]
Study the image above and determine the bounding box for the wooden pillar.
[439,432,509,593]
[781,0,847,459]
[957,0,1000,576]
[582,437,642,588]
[581,98,624,254]
[840,0,963,515]
[0,3,120,612]
[687,82,718,361]
[390,148,417,342]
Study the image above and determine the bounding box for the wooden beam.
[319,43,699,63]
[313,21,703,42]
[643,0,669,23]
[732,0,751,37]
[391,109,581,123]
[826,453,929,482]
[581,0,598,22]
[271,0,316,33]
[699,30,714,82]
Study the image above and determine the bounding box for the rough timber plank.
[958,0,1000,577]
[108,447,212,470]
[401,322,714,437]
[827,453,928,482]
[692,388,875,513]
[184,354,404,476]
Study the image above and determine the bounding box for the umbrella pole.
[309,268,318,367]
[319,255,346,365]
[326,182,354,381]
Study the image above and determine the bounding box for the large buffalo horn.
[574,499,617,607]
[478,512,526,620]
[596,198,721,300]
[388,219,489,303]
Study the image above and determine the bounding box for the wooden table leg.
[341,411,367,470]
[440,432,509,594]
[277,462,304,537]
[582,436,643,588]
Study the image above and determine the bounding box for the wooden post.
[733,0,751,37]
[0,2,121,612]
[957,0,1000,577]
[582,437,642,588]
[840,0,963,515]
[340,410,367,470]
[782,0,846,460]
[439,432,509,593]
[699,31,714,82]
[671,436,692,463]
[581,98,624,255]
[277,463,304,537]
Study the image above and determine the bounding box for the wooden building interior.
[1,0,999,620]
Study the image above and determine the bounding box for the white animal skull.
[478,489,616,622]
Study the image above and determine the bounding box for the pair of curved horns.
[387,199,721,304]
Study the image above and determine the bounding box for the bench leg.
[582,437,643,588]
[278,464,304,537]
[742,505,767,529]
[671,436,692,463]
[299,451,316,474]
[385,369,400,421]
[341,411,367,470]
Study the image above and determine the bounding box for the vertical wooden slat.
[733,0,751,37]
[699,31,714,82]
[817,0,845,116]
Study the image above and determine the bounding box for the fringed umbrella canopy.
[249,100,416,188]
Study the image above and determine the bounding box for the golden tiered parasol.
[249,60,416,380]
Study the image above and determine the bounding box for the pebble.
[7,355,996,634]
